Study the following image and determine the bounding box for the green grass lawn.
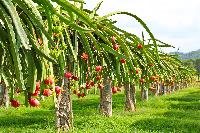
[0,86,200,133]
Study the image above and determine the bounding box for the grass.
[0,86,200,133]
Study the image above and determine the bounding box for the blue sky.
[84,0,200,53]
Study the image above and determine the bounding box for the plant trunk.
[155,83,160,96]
[185,82,189,88]
[0,83,9,108]
[174,82,178,91]
[125,83,136,111]
[178,82,181,90]
[100,76,112,116]
[163,85,167,95]
[171,85,175,92]
[184,81,188,88]
[180,81,184,89]
[160,83,166,95]
[165,85,169,94]
[141,84,148,101]
[55,68,73,132]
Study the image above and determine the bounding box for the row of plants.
[0,0,195,131]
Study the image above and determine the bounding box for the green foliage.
[183,58,200,74]
[0,0,194,97]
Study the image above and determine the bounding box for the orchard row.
[0,0,195,131]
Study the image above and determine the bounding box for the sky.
[84,0,200,53]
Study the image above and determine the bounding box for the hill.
[170,49,200,60]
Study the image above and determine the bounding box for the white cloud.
[84,0,200,53]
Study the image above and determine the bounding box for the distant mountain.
[170,49,200,60]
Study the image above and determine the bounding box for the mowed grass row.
[0,86,200,133]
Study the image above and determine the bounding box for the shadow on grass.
[167,90,200,102]
[163,110,200,120]
[0,110,54,129]
[130,117,200,133]
[130,88,200,133]
[72,93,126,112]
[167,89,200,110]
[73,98,99,110]
[170,102,200,110]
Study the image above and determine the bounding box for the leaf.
[40,0,92,32]
[100,43,126,59]
[97,11,160,62]
[89,1,103,19]
[13,0,56,46]
[0,4,25,90]
[1,0,30,49]
[51,0,96,29]
[64,29,77,62]
[0,43,5,69]
[26,51,37,93]
[69,0,85,3]
[79,31,94,63]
